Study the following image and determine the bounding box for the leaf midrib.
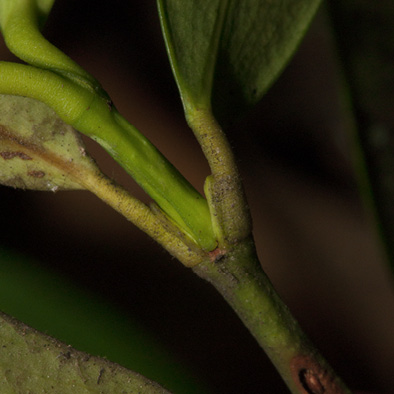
[200,0,230,109]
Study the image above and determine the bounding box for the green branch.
[0,62,216,251]
[193,109,251,246]
[193,239,352,394]
[0,0,218,251]
[78,169,208,267]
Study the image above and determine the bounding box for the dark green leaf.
[158,0,322,124]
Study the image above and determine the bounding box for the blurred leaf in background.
[0,247,208,394]
[0,310,170,394]
[329,0,394,268]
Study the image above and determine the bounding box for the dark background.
[1,2,394,393]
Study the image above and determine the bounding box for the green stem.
[0,0,102,95]
[188,108,251,246]
[193,239,351,394]
[77,169,207,267]
[0,61,216,251]
[74,101,216,251]
[0,1,217,250]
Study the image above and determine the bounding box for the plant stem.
[0,61,216,251]
[187,108,251,246]
[187,106,350,392]
[75,102,217,252]
[193,238,351,394]
[78,169,207,267]
[1,0,103,96]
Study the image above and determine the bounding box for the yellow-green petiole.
[0,0,217,251]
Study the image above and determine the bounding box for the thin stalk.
[78,170,207,267]
[184,71,350,392]
[0,0,102,96]
[186,94,350,391]
[157,0,251,246]
[193,238,351,394]
[74,102,217,252]
[0,61,216,251]
[188,108,251,246]
[0,107,207,266]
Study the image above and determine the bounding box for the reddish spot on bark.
[27,170,45,178]
[299,368,325,394]
[1,151,32,160]
[290,355,346,394]
[209,247,226,262]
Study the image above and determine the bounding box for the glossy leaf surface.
[158,0,322,123]
[0,94,98,191]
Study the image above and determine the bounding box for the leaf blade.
[329,0,394,270]
[212,0,322,123]
[158,0,322,123]
[0,246,207,393]
[0,312,171,394]
[0,94,98,191]
[158,0,226,110]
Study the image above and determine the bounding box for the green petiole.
[0,0,217,251]
[0,60,216,250]
[0,0,102,96]
[74,96,217,251]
